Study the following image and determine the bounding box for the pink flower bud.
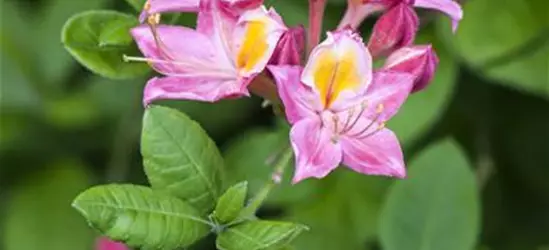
[96,237,128,250]
[269,25,305,66]
[367,3,419,58]
[384,45,439,92]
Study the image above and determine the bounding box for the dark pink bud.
[367,3,419,58]
[269,25,305,66]
[95,237,128,250]
[384,44,439,92]
[219,0,263,17]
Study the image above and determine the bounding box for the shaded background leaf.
[380,139,480,250]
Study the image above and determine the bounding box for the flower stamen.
[348,103,384,138]
[340,101,367,134]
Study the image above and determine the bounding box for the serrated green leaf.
[72,184,210,250]
[126,0,147,11]
[380,139,480,250]
[61,10,150,79]
[141,105,224,214]
[214,181,248,224]
[3,160,94,250]
[216,220,308,250]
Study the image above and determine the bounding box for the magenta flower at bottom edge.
[96,237,128,250]
[268,29,415,183]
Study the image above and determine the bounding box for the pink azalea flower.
[96,237,128,250]
[268,30,415,183]
[339,0,463,31]
[384,44,439,92]
[129,1,287,105]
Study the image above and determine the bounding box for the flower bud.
[367,3,418,58]
[384,44,439,92]
[96,237,128,250]
[269,25,306,66]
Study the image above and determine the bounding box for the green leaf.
[2,160,94,250]
[141,105,224,214]
[126,0,147,11]
[388,30,457,146]
[72,184,211,249]
[61,10,150,79]
[216,220,308,250]
[380,139,480,250]
[438,0,549,97]
[214,181,249,224]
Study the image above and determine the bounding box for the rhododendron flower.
[339,0,463,31]
[129,1,287,105]
[268,30,415,183]
[96,237,128,250]
[384,44,439,92]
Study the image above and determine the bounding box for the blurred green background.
[1,0,548,249]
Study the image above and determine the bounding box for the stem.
[239,148,294,218]
[307,0,327,55]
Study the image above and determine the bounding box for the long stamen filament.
[123,56,235,79]
[348,103,384,138]
[340,101,367,134]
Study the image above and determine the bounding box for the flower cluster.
[131,0,462,183]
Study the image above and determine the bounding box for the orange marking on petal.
[236,19,269,73]
[313,49,360,108]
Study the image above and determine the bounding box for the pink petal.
[143,76,249,105]
[219,0,264,16]
[341,127,406,178]
[290,118,342,183]
[232,6,287,77]
[301,29,373,111]
[367,3,419,58]
[268,65,317,124]
[130,25,230,74]
[363,70,415,121]
[337,1,386,30]
[413,0,463,32]
[197,0,239,60]
[268,25,306,66]
[139,0,200,22]
[96,237,128,250]
[384,45,439,92]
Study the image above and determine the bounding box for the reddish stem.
[307,0,327,55]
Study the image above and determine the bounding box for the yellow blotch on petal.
[236,19,269,74]
[313,50,360,108]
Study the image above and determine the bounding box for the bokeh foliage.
[1,0,548,249]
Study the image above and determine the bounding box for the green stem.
[240,148,294,219]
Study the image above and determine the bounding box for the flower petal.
[301,29,372,110]
[290,118,342,183]
[143,76,249,105]
[268,25,306,66]
[233,6,287,77]
[268,65,317,124]
[139,0,199,22]
[364,70,414,121]
[130,25,231,74]
[197,0,239,62]
[96,237,128,250]
[219,0,264,16]
[367,3,419,57]
[338,1,386,30]
[341,127,406,178]
[413,0,463,32]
